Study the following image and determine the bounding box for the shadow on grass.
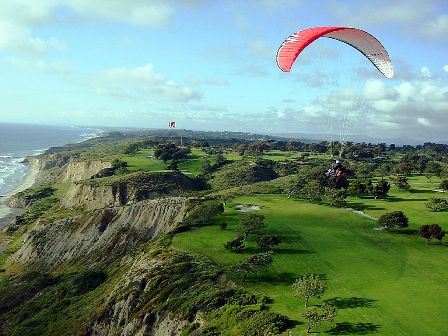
[324,297,377,309]
[345,202,386,211]
[384,196,427,202]
[409,189,431,194]
[251,272,299,285]
[328,322,381,335]
[393,228,418,236]
[242,246,313,255]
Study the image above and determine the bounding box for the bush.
[256,235,282,251]
[378,211,409,231]
[439,180,448,190]
[419,224,445,244]
[392,176,410,191]
[183,201,225,228]
[73,271,107,295]
[426,198,448,212]
[225,236,245,252]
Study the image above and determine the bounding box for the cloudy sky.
[0,0,447,142]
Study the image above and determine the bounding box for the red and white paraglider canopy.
[168,121,176,128]
[277,26,394,79]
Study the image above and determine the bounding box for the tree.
[285,176,308,198]
[378,211,409,231]
[440,180,448,190]
[167,159,179,171]
[322,188,346,207]
[257,235,282,252]
[300,181,323,203]
[356,163,375,179]
[418,224,445,245]
[232,252,273,282]
[348,179,369,197]
[292,274,326,307]
[425,161,443,183]
[426,198,448,212]
[154,143,191,163]
[225,236,245,252]
[219,222,228,230]
[302,304,338,334]
[238,213,266,240]
[392,176,410,191]
[376,163,391,179]
[372,180,390,199]
[393,162,413,176]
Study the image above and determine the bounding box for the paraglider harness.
[325,160,344,177]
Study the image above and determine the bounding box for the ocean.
[0,123,102,195]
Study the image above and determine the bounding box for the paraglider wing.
[276,26,394,79]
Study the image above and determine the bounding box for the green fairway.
[172,184,448,335]
[347,175,448,230]
[121,148,212,177]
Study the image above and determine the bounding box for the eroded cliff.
[10,197,189,268]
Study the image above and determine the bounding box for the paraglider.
[277,26,393,78]
[277,26,394,178]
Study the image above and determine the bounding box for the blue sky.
[0,0,447,142]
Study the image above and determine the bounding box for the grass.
[172,179,448,335]
[347,175,448,230]
[121,148,212,177]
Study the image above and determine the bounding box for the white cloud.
[420,67,432,78]
[327,0,434,27]
[363,79,400,100]
[98,63,202,102]
[5,56,71,74]
[271,69,448,140]
[417,117,430,126]
[247,40,274,59]
[260,0,303,10]
[443,65,448,73]
[0,0,205,53]
[421,14,448,38]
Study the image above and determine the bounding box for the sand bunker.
[235,204,261,212]
[344,208,377,221]
[433,189,446,193]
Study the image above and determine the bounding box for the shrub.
[426,198,448,212]
[225,236,246,252]
[256,235,282,252]
[182,201,225,228]
[418,224,445,244]
[439,180,448,190]
[378,211,409,231]
[392,176,410,190]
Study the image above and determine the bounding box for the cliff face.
[90,254,191,336]
[62,159,112,182]
[10,197,188,268]
[30,155,111,183]
[62,172,194,210]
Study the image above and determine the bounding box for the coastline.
[0,158,40,229]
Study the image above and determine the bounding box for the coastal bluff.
[9,197,189,268]
[29,154,111,184]
[62,171,195,210]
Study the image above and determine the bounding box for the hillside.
[0,134,447,335]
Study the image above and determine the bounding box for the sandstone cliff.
[62,171,194,210]
[29,154,111,184]
[10,197,189,268]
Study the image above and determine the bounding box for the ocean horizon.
[0,122,102,196]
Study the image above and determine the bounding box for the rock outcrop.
[62,172,194,210]
[29,155,111,183]
[10,197,189,267]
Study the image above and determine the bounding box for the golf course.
[173,177,448,335]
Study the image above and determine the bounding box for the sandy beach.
[0,158,39,229]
